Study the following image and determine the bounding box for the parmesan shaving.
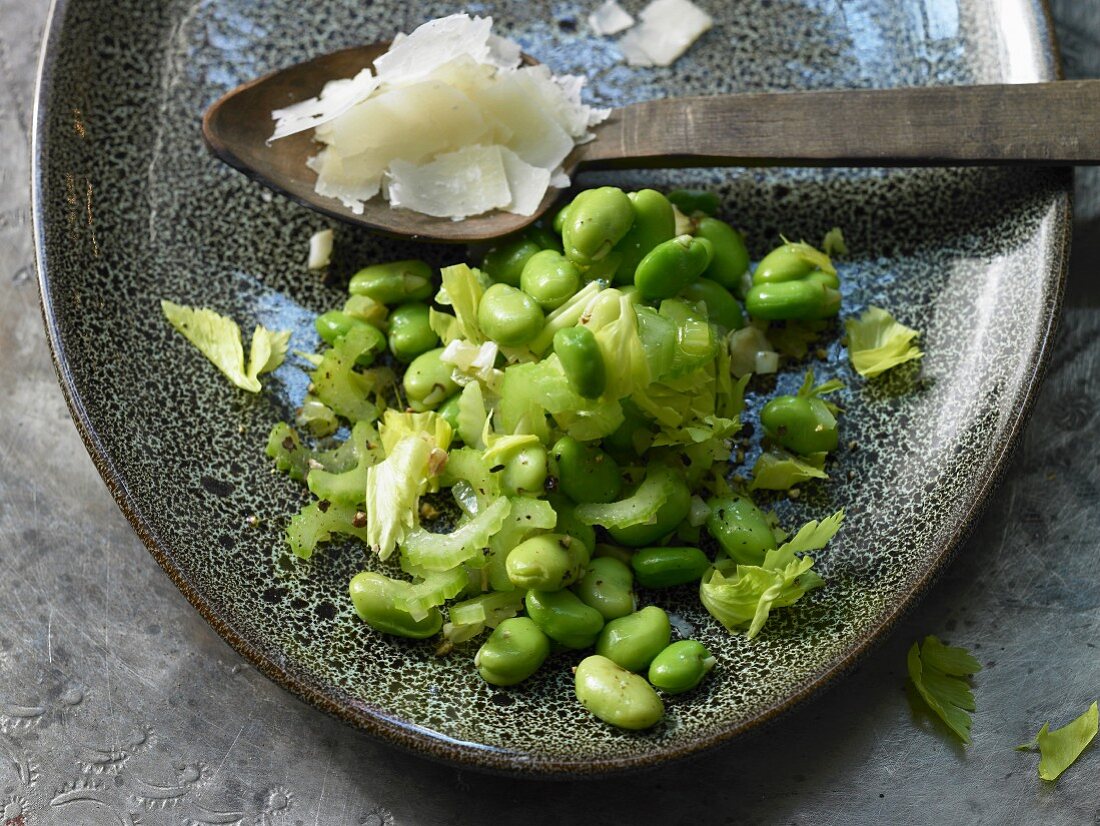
[270,70,381,140]
[388,145,512,220]
[270,14,610,220]
[307,229,333,269]
[499,148,553,216]
[618,0,714,67]
[588,1,635,36]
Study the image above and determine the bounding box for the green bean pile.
[267,186,851,730]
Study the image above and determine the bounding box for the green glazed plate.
[33,0,1069,775]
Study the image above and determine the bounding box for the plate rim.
[31,0,1070,776]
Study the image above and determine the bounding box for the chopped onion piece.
[589,0,635,36]
[755,350,780,374]
[307,229,333,269]
[688,494,709,527]
[618,0,714,67]
[728,326,776,378]
[441,339,499,374]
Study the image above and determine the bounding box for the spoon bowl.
[204,44,1100,244]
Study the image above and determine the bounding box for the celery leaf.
[845,306,923,378]
[750,449,828,490]
[161,300,289,393]
[436,263,486,344]
[1018,702,1098,781]
[364,435,434,559]
[699,509,842,639]
[907,635,981,744]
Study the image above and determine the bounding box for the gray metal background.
[2,1,1098,823]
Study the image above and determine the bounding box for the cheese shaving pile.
[271,15,610,220]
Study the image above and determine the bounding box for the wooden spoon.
[202,42,1100,243]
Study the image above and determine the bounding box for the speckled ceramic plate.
[33,0,1069,775]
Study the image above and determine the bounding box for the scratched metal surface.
[2,0,1100,822]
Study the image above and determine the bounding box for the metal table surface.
[2,1,1099,823]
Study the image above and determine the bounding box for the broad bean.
[482,237,541,287]
[553,327,606,399]
[550,436,622,504]
[551,202,572,235]
[501,444,548,496]
[666,189,721,217]
[562,187,635,266]
[315,310,364,345]
[349,260,434,304]
[679,278,745,331]
[613,189,676,284]
[437,393,462,432]
[647,640,715,694]
[745,279,840,321]
[387,303,439,363]
[695,217,750,291]
[475,617,550,686]
[634,235,714,301]
[315,311,387,366]
[525,223,563,253]
[752,242,837,286]
[760,394,839,455]
[403,347,459,409]
[521,251,582,310]
[573,556,635,620]
[574,655,664,729]
[583,251,623,284]
[477,283,545,347]
[550,494,597,555]
[746,242,840,321]
[506,533,589,591]
[593,543,635,567]
[525,589,605,649]
[348,572,442,638]
[596,606,671,672]
[705,495,776,565]
[631,546,710,588]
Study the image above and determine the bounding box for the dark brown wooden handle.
[579,80,1100,168]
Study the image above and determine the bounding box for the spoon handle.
[580,79,1100,168]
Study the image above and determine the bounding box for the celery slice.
[403,497,511,571]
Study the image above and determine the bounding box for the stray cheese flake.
[589,1,635,36]
[307,228,334,269]
[271,14,610,220]
[619,0,714,67]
